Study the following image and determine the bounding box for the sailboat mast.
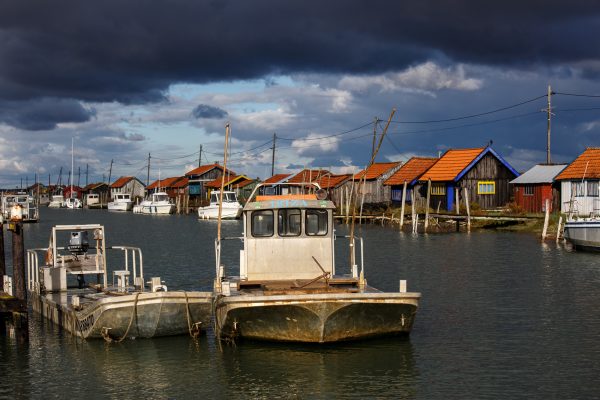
[70,137,74,195]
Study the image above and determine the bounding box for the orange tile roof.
[313,174,351,189]
[147,176,183,190]
[419,148,485,182]
[110,176,134,188]
[354,162,401,180]
[287,169,331,183]
[205,174,247,189]
[235,179,255,189]
[555,148,600,180]
[263,173,291,184]
[384,157,438,186]
[172,177,189,188]
[185,163,235,177]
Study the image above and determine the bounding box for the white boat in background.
[85,193,100,207]
[65,197,83,209]
[48,194,65,208]
[108,193,134,211]
[563,217,600,251]
[197,191,242,219]
[133,192,174,214]
[26,224,212,340]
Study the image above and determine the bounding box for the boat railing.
[26,246,144,293]
[335,235,365,279]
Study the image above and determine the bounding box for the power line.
[276,121,374,141]
[555,92,600,98]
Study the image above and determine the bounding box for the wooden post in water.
[556,216,563,243]
[0,221,5,278]
[411,189,417,233]
[542,198,550,240]
[455,187,460,215]
[464,187,471,232]
[425,179,431,232]
[11,221,26,302]
[399,181,407,231]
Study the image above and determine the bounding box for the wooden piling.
[542,199,550,240]
[425,179,431,232]
[411,190,417,233]
[556,216,563,243]
[455,187,460,215]
[399,181,407,231]
[11,221,26,302]
[464,187,471,232]
[0,221,5,278]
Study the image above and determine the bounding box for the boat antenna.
[349,108,395,270]
[216,123,231,282]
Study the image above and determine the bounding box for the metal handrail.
[26,246,144,292]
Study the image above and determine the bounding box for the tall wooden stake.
[542,198,550,240]
[271,133,276,177]
[399,181,407,230]
[425,179,431,232]
[464,187,471,232]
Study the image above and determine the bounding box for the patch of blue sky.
[229,102,280,114]
[169,76,296,99]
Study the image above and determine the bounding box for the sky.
[2,0,600,188]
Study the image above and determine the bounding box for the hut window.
[587,181,599,197]
[524,185,534,196]
[430,184,446,196]
[572,182,585,197]
[305,209,328,236]
[251,210,274,237]
[278,209,301,236]
[477,181,495,195]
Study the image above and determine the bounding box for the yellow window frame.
[430,184,446,196]
[478,181,495,195]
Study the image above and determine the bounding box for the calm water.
[1,208,600,399]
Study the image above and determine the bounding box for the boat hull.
[564,220,600,250]
[30,290,213,339]
[135,204,174,214]
[107,202,133,211]
[214,292,420,343]
[197,205,242,219]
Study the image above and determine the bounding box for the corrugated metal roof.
[419,148,485,181]
[555,148,600,180]
[510,164,567,184]
[384,157,438,186]
[354,162,401,180]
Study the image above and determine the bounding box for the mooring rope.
[102,292,140,343]
[184,292,201,338]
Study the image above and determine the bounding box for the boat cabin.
[210,191,239,204]
[240,189,336,281]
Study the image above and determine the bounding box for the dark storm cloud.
[1,0,599,106]
[192,104,228,119]
[0,98,95,130]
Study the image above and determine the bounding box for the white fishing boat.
[1,193,39,222]
[48,194,65,208]
[133,192,174,214]
[564,218,600,250]
[197,190,242,219]
[213,182,421,343]
[26,224,212,340]
[108,193,134,211]
[65,197,82,209]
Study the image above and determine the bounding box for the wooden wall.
[458,153,517,209]
[513,183,556,213]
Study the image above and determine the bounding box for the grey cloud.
[192,104,228,119]
[0,98,95,130]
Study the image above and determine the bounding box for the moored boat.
[27,224,212,340]
[1,193,39,222]
[563,218,600,251]
[48,194,65,208]
[197,190,242,219]
[107,193,133,211]
[65,197,83,209]
[213,183,420,343]
[133,192,174,214]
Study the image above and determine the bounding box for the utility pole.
[146,153,151,186]
[107,159,113,185]
[371,117,379,161]
[198,145,203,167]
[271,133,277,177]
[545,85,554,164]
[85,164,89,186]
[57,167,63,187]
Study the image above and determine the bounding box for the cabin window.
[210,193,219,203]
[572,182,585,197]
[305,209,328,236]
[430,184,446,196]
[587,181,599,197]
[251,210,274,237]
[278,209,301,236]
[523,185,534,196]
[477,181,495,195]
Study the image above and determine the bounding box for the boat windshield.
[154,194,169,202]
[210,193,219,204]
[16,196,28,203]
[224,192,238,202]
